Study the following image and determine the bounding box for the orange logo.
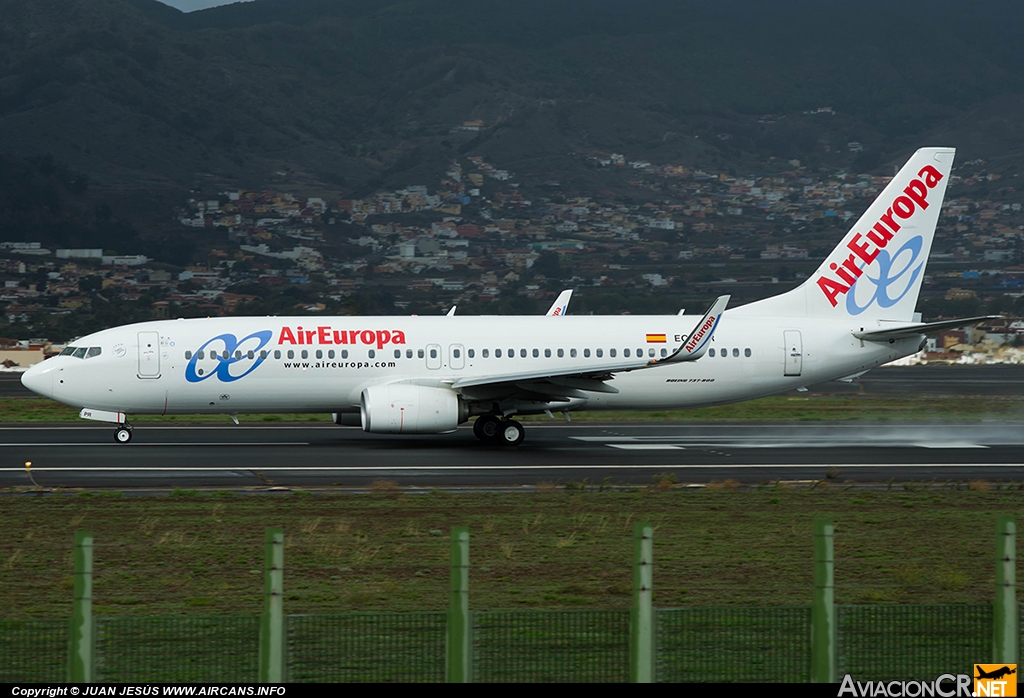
[975,664,1017,697]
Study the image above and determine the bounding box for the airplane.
[21,147,995,446]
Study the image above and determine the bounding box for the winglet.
[652,295,730,364]
[546,289,573,317]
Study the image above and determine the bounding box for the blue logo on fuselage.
[185,330,273,383]
[846,235,925,316]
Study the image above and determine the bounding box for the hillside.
[0,0,1022,197]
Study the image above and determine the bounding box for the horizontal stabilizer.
[652,295,730,364]
[853,315,999,342]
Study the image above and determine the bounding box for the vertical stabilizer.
[733,147,955,321]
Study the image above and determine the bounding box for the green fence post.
[68,530,93,683]
[811,519,836,683]
[630,522,654,683]
[258,527,285,683]
[447,526,471,683]
[993,516,1017,664]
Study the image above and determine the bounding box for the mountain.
[1,0,1023,194]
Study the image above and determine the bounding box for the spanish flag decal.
[646,333,667,343]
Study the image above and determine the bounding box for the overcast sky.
[157,0,254,11]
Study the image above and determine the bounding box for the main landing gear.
[114,424,133,444]
[473,414,525,446]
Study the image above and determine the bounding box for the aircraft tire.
[499,419,525,446]
[114,427,133,444]
[474,414,502,441]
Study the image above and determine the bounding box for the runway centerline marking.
[1,463,1022,472]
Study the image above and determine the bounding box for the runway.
[2,422,1023,490]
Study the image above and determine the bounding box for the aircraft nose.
[21,362,52,398]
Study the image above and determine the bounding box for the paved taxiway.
[2,422,1022,489]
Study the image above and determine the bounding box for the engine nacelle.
[332,412,362,427]
[360,384,463,434]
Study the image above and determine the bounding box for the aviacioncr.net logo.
[185,330,273,383]
[846,234,925,316]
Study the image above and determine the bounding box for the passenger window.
[233,350,241,360]
[596,348,603,358]
[342,350,349,359]
[198,350,205,360]
[557,349,564,358]
[73,347,87,359]
[509,349,514,359]
[430,348,437,359]
[394,349,401,359]
[418,349,424,359]
[315,350,323,359]
[454,349,461,358]
[637,348,643,357]
[260,350,268,359]
[368,350,376,359]
[248,350,255,360]
[545,349,551,358]
[328,350,335,359]
[570,348,577,358]
[733,348,739,358]
[483,349,490,358]
[407,349,413,358]
[222,351,230,360]
[745,348,751,357]
[624,348,630,358]
[185,350,193,360]
[532,349,538,358]
[584,348,591,358]
[495,349,502,358]
[722,349,728,358]
[468,349,475,358]
[301,350,308,359]
[287,350,295,359]
[274,350,281,359]
[661,348,668,357]
[648,348,655,357]
[610,348,616,358]
[709,348,716,357]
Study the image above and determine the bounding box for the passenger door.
[137,331,161,378]
[783,330,802,377]
[426,343,442,370]
[449,344,465,370]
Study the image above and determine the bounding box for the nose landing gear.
[114,424,133,444]
[473,414,525,446]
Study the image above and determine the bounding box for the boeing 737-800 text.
[20,147,991,445]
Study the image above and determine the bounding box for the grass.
[2,394,1024,423]
[1,486,1021,620]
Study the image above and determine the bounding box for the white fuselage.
[23,312,919,416]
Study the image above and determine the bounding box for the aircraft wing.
[853,315,999,342]
[449,296,729,405]
[545,289,573,316]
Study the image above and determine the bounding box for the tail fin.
[546,289,573,317]
[733,147,955,321]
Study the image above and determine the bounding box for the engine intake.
[360,384,464,434]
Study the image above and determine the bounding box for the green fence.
[95,616,260,683]
[656,607,811,683]
[473,610,629,682]
[287,613,446,682]
[837,604,992,681]
[0,620,68,683]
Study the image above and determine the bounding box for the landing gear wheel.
[499,419,525,446]
[114,426,133,444]
[474,414,502,442]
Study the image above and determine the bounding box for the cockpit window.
[86,347,101,358]
[61,347,76,356]
[72,347,88,359]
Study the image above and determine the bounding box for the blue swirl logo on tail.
[846,235,925,316]
[185,330,273,383]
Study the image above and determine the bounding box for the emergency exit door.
[783,330,802,376]
[137,331,161,378]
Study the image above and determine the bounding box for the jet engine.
[360,384,466,434]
